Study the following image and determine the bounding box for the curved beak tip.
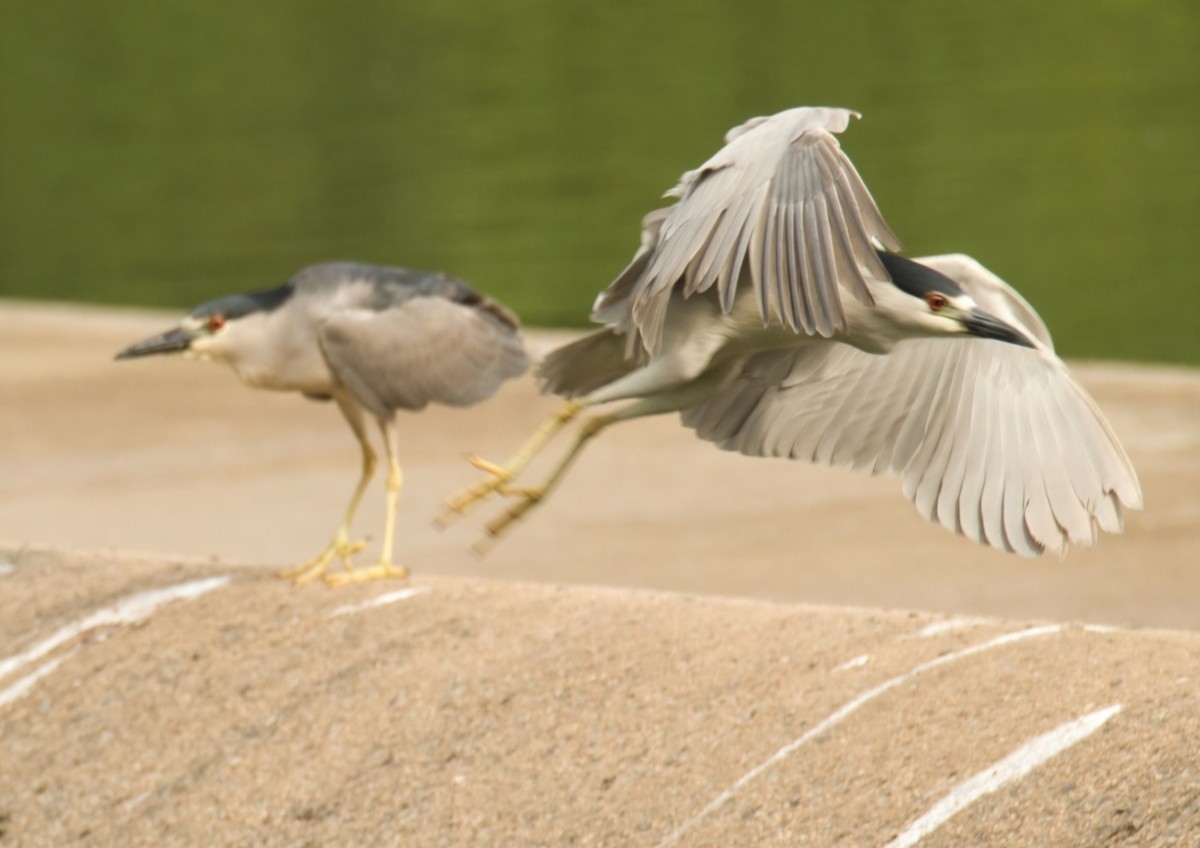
[964,308,1035,349]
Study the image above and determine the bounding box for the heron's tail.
[537,329,639,398]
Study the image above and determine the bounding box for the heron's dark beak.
[115,327,196,360]
[962,308,1034,348]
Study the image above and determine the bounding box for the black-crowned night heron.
[438,106,1142,556]
[117,262,529,585]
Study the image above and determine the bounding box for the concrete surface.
[2,547,1199,846]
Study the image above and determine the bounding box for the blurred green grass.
[1,0,1197,363]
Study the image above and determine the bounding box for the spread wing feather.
[619,107,901,355]
[681,333,1141,556]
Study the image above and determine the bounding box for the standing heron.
[438,107,1142,556]
[117,263,529,585]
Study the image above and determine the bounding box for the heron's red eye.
[925,293,947,312]
[206,314,226,332]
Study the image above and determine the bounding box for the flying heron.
[437,106,1142,556]
[117,262,529,585]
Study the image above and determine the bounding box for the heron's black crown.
[876,251,965,300]
[189,284,294,322]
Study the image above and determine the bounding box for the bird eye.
[925,293,947,312]
[206,314,226,332]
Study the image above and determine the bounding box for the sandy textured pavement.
[2,301,1200,846]
[2,547,1199,846]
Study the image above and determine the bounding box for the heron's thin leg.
[473,387,716,553]
[435,399,585,526]
[473,412,615,554]
[281,397,374,585]
[326,419,410,586]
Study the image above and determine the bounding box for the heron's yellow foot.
[467,456,511,477]
[472,488,545,554]
[279,537,368,586]
[324,562,410,587]
[434,455,516,527]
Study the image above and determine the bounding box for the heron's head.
[115,284,293,366]
[876,252,1033,348]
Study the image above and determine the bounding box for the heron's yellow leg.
[326,422,409,586]
[474,413,614,554]
[280,409,375,585]
[435,399,585,526]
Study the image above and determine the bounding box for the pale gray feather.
[625,107,902,355]
[537,329,636,398]
[319,295,529,419]
[681,335,1142,557]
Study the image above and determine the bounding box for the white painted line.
[0,647,80,708]
[1081,623,1122,634]
[655,624,1064,848]
[912,618,990,639]
[0,576,231,685]
[834,654,870,672]
[885,704,1122,848]
[327,585,430,619]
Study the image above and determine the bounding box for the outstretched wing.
[319,295,529,419]
[681,336,1142,557]
[627,107,902,355]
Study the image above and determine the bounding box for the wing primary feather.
[890,344,945,474]
[811,354,876,466]
[830,172,886,297]
[691,208,733,295]
[796,199,823,336]
[1043,383,1105,545]
[998,362,1041,556]
[722,183,770,315]
[701,195,754,301]
[804,194,836,336]
[776,193,801,331]
[978,355,1015,553]
[874,343,928,474]
[747,197,773,324]
[910,349,967,522]
[934,353,978,535]
[1015,372,1066,555]
[845,160,902,252]
[1027,384,1094,545]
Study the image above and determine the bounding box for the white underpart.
[885,704,1122,848]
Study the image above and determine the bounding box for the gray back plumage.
[299,263,529,419]
[290,262,521,329]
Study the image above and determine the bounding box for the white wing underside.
[682,334,1141,556]
[620,107,902,356]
